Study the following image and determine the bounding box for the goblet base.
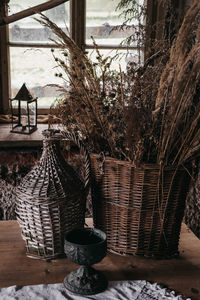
[63,265,108,295]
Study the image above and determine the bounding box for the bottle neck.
[42,139,61,156]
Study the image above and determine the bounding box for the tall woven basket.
[90,154,190,258]
[15,130,90,259]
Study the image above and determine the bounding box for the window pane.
[86,0,144,46]
[8,0,45,14]
[9,0,70,43]
[10,47,65,109]
[87,48,144,72]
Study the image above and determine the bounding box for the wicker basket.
[15,130,90,259]
[90,154,190,258]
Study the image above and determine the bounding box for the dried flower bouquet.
[37,0,200,169]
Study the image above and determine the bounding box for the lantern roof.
[14,83,33,101]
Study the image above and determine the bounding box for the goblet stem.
[63,265,108,295]
[77,265,94,280]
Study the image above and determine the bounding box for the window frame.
[0,2,10,114]
[0,0,82,114]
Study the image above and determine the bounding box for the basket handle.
[61,131,91,195]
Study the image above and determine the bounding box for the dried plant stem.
[119,65,125,109]
[155,0,200,165]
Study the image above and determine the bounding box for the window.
[8,0,70,111]
[0,0,144,114]
[85,0,144,71]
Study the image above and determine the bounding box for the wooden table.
[0,221,200,299]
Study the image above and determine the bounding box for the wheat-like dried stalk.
[155,0,200,166]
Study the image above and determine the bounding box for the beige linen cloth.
[0,280,190,300]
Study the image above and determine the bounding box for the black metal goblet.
[63,227,108,295]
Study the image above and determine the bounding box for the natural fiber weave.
[15,130,90,259]
[90,154,190,257]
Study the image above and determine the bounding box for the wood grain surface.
[0,220,199,300]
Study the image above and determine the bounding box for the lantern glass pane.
[20,101,28,127]
[28,101,37,126]
[10,99,19,125]
[11,99,18,109]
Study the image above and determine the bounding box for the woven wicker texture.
[90,154,190,257]
[15,130,90,259]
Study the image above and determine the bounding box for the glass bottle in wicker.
[15,129,88,259]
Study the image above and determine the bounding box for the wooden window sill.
[0,124,48,148]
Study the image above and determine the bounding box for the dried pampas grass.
[155,0,200,166]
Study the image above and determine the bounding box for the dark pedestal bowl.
[63,227,107,295]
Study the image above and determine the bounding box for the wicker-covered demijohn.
[90,154,190,258]
[15,129,90,259]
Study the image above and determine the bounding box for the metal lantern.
[10,83,38,134]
